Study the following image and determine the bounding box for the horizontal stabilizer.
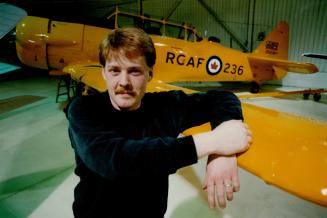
[248,56,319,74]
[248,55,319,84]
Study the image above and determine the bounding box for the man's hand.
[203,154,239,209]
[193,120,252,158]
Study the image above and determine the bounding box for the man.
[67,27,252,217]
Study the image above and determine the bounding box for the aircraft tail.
[253,21,289,60]
[248,21,318,84]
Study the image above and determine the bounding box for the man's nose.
[118,72,130,86]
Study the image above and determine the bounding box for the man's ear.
[148,70,153,81]
[101,68,106,80]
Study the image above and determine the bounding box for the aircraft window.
[163,24,199,42]
[144,22,162,35]
[174,22,185,39]
[187,30,195,42]
[165,25,181,38]
[117,14,141,28]
[116,14,161,36]
[106,11,201,41]
[178,27,186,40]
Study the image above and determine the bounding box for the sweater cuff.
[173,136,198,170]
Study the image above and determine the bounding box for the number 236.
[224,63,244,75]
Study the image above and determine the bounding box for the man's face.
[102,54,152,111]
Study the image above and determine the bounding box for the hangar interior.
[0,0,327,218]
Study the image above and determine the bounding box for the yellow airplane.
[15,9,320,93]
[14,9,327,207]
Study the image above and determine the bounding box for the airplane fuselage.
[16,16,253,83]
[152,35,253,82]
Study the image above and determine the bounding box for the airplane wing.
[238,103,327,207]
[63,63,327,207]
[182,90,327,207]
[0,3,27,39]
[63,63,107,92]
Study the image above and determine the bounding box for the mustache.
[114,86,135,96]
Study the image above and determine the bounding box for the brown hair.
[99,27,156,68]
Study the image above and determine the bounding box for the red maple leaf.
[211,61,218,70]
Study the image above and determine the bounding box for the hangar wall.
[122,0,326,88]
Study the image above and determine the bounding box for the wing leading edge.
[63,63,106,92]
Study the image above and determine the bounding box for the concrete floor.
[0,73,327,218]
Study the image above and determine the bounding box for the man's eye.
[130,71,142,76]
[109,69,120,75]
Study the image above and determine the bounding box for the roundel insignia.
[206,56,223,75]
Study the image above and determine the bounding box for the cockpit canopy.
[106,9,203,42]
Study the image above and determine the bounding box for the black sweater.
[67,90,243,218]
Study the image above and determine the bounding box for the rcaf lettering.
[186,57,194,67]
[177,54,185,65]
[166,52,204,68]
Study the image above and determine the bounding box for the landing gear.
[250,82,260,93]
[302,90,324,102]
[303,93,310,100]
[313,93,321,102]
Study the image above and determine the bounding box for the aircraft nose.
[15,16,50,69]
[16,16,49,46]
